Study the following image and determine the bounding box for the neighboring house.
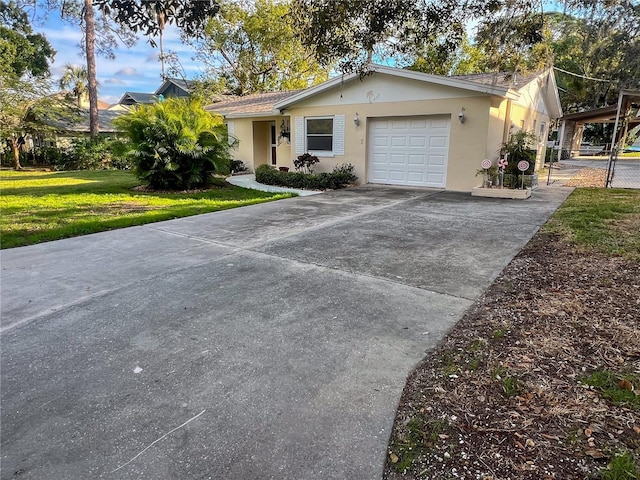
[155,78,191,99]
[114,78,191,108]
[207,65,562,191]
[32,110,124,148]
[117,92,158,107]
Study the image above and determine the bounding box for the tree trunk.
[84,0,99,136]
[10,137,21,170]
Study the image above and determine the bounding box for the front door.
[270,122,277,166]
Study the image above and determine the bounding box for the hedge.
[255,164,357,190]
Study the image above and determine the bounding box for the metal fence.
[546,151,640,189]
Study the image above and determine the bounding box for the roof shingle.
[205,91,302,116]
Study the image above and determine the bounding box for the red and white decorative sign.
[481,159,492,169]
[517,160,530,172]
[498,158,508,170]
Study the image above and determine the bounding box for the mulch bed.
[385,232,640,479]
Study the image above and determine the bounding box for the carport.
[550,89,640,188]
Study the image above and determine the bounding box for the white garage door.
[368,115,450,187]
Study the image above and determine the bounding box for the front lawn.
[0,170,294,249]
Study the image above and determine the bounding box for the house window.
[306,117,333,153]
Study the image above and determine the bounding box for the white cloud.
[34,17,203,101]
[115,67,139,76]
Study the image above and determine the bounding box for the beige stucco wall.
[227,117,292,172]
[508,79,552,169]
[228,118,254,169]
[487,98,510,163]
[286,97,494,191]
[226,72,556,191]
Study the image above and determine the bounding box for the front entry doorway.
[270,122,277,166]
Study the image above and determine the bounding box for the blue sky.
[33,13,202,104]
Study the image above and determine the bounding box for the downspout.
[502,99,512,146]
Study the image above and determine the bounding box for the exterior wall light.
[354,112,360,126]
[279,119,290,142]
[458,108,466,124]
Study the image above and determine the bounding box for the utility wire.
[553,66,611,83]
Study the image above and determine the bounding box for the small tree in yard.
[114,98,232,190]
[294,152,320,174]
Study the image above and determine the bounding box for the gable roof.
[202,66,562,119]
[118,92,157,105]
[206,91,302,117]
[155,78,191,96]
[274,64,520,111]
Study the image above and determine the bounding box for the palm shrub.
[113,98,231,190]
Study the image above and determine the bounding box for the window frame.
[305,116,334,157]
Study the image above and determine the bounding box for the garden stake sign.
[482,159,492,187]
[498,158,508,188]
[518,160,530,190]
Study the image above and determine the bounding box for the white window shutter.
[333,115,345,155]
[294,117,304,154]
[226,121,235,144]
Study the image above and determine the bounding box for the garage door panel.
[389,170,406,181]
[368,115,450,187]
[408,154,426,166]
[428,154,446,166]
[390,154,406,164]
[409,137,427,148]
[391,120,409,129]
[407,171,427,182]
[430,119,449,129]
[427,173,445,184]
[372,136,388,147]
[391,136,408,147]
[371,153,388,165]
[429,136,447,148]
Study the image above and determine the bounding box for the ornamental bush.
[113,98,231,190]
[255,163,357,190]
[293,153,320,173]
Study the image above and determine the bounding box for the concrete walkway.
[227,173,323,196]
[0,186,572,479]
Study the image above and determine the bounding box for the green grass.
[581,370,640,410]
[390,416,450,473]
[601,452,640,480]
[542,189,640,260]
[0,170,294,248]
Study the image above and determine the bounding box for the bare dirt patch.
[564,168,607,188]
[385,232,640,480]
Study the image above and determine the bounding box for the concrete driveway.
[1,186,572,479]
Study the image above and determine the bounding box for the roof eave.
[207,110,283,119]
[545,69,563,118]
[275,65,516,110]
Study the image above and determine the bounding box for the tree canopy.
[190,0,329,95]
[292,0,638,113]
[93,0,219,43]
[0,1,56,78]
[290,0,545,73]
